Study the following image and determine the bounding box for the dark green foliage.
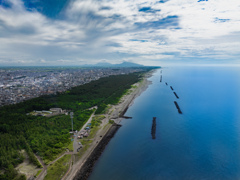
[0,164,18,180]
[55,73,143,114]
[16,174,27,180]
[0,134,25,168]
[0,109,93,179]
[0,69,152,179]
[109,120,115,124]
[25,141,42,168]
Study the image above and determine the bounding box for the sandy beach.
[64,70,155,180]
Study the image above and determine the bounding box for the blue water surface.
[88,66,240,180]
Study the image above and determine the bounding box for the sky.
[0,0,240,66]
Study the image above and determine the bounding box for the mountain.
[82,61,144,67]
[115,62,144,67]
[94,62,114,67]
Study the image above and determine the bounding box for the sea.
[88,66,240,180]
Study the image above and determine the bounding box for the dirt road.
[35,152,74,180]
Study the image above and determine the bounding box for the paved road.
[35,108,97,180]
[35,100,133,180]
[64,120,112,180]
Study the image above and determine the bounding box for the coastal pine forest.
[0,69,154,180]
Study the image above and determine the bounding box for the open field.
[16,150,41,179]
[44,154,72,180]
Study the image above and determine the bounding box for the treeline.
[56,72,145,113]
[0,68,153,179]
[0,109,93,179]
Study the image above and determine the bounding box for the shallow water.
[89,67,240,180]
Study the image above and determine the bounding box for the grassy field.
[44,154,71,180]
[91,115,105,127]
[74,139,93,162]
[74,142,91,162]
[16,150,42,179]
[92,115,105,121]
[88,126,101,139]
[102,105,111,114]
[80,139,93,146]
[35,169,42,177]
[66,140,74,152]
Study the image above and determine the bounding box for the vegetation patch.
[15,150,41,180]
[75,143,92,161]
[88,126,101,139]
[35,169,42,177]
[131,84,138,89]
[44,154,71,180]
[66,140,74,152]
[91,115,105,127]
[80,139,93,146]
[101,105,111,114]
[0,69,155,179]
[109,120,115,124]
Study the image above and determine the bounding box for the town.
[0,67,144,106]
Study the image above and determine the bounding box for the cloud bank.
[0,0,240,66]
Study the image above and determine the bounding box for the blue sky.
[0,0,240,66]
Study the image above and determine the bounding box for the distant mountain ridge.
[83,61,144,67]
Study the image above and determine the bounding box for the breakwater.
[165,82,168,86]
[170,86,174,91]
[121,116,132,119]
[119,91,138,118]
[160,75,162,82]
[120,106,129,117]
[151,117,156,139]
[173,92,179,99]
[174,101,182,114]
[73,123,121,180]
[87,68,240,180]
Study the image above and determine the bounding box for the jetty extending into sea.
[173,92,179,99]
[151,117,156,139]
[174,101,182,114]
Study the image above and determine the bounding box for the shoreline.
[65,69,156,180]
[112,70,154,123]
[73,123,122,180]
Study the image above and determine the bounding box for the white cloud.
[0,0,240,65]
[40,59,46,63]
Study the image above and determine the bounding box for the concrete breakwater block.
[174,101,182,114]
[151,117,156,139]
[173,92,179,99]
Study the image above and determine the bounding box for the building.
[50,108,62,113]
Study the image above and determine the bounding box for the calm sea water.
[88,66,240,180]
